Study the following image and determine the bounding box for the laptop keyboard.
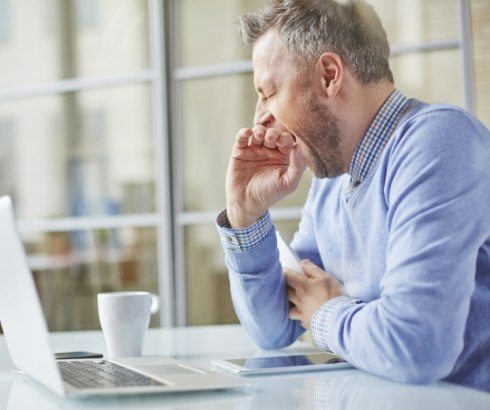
[58,360,165,389]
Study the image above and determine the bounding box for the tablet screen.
[227,352,346,370]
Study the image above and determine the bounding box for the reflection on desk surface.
[5,368,490,410]
[240,371,490,410]
[6,375,248,410]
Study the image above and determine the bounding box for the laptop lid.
[0,196,65,396]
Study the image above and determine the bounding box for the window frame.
[0,0,175,327]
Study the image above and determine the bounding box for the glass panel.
[471,0,490,127]
[0,0,9,42]
[390,49,463,106]
[176,0,458,69]
[74,0,149,78]
[365,0,459,46]
[0,0,149,88]
[185,220,300,326]
[273,220,301,244]
[176,0,266,67]
[0,84,155,219]
[185,224,237,326]
[181,73,311,212]
[23,226,159,331]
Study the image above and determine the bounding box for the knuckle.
[265,128,279,137]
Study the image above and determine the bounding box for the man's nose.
[254,110,276,128]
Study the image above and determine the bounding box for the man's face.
[252,31,344,178]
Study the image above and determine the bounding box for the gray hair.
[237,0,393,84]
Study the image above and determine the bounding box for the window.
[76,0,98,29]
[471,0,490,126]
[0,120,15,199]
[0,0,171,330]
[0,0,9,42]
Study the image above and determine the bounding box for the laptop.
[0,196,248,398]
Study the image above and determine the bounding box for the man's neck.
[337,81,395,173]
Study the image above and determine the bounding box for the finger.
[284,269,303,288]
[276,132,295,155]
[276,132,295,148]
[234,128,253,148]
[289,305,301,321]
[263,128,280,149]
[287,286,298,305]
[286,144,306,184]
[251,124,266,146]
[300,259,323,278]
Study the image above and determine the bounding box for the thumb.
[286,144,306,185]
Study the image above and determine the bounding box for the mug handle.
[150,293,160,315]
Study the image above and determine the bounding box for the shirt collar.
[348,89,409,184]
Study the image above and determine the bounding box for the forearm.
[217,210,304,348]
[225,229,305,348]
[312,286,469,384]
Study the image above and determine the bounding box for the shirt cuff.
[216,209,273,252]
[311,295,363,351]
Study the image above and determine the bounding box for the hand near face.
[226,124,306,228]
[285,260,346,329]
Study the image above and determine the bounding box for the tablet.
[212,352,351,376]
[276,231,303,275]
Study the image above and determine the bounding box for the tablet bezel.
[212,352,352,376]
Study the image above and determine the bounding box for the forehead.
[252,31,288,89]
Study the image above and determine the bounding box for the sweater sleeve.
[215,182,323,349]
[216,210,305,348]
[311,109,490,383]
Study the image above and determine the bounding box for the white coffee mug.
[97,291,159,357]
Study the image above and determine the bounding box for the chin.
[313,169,331,179]
[307,164,329,179]
[309,163,344,179]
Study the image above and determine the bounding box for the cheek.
[273,108,302,136]
[270,97,296,128]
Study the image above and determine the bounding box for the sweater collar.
[349,89,409,185]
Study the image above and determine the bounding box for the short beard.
[300,90,344,179]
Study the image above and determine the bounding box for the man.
[216,0,490,391]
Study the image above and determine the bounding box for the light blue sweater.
[220,101,490,391]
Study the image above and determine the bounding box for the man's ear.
[316,52,343,98]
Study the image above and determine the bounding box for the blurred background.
[0,0,488,332]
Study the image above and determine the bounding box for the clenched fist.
[225,123,306,228]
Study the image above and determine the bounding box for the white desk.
[1,325,489,409]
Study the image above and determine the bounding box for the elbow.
[248,322,301,350]
[255,336,294,350]
[255,340,291,350]
[390,365,447,385]
[368,314,463,385]
[382,347,459,385]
